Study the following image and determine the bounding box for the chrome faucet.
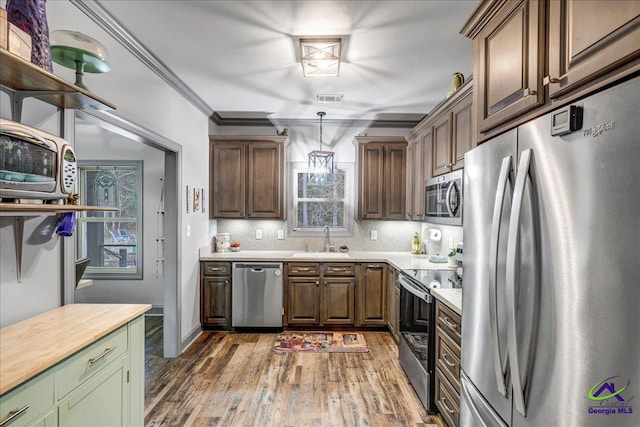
[323,225,332,252]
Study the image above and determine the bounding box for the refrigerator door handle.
[506,149,540,417]
[488,155,512,397]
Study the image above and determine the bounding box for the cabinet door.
[405,141,414,220]
[411,137,425,220]
[27,409,57,427]
[211,143,245,218]
[287,277,320,325]
[384,144,407,219]
[247,142,283,218]
[356,264,388,326]
[58,356,129,427]
[201,276,231,327]
[322,277,355,325]
[547,0,640,98]
[359,144,385,219]
[432,113,452,176]
[451,93,473,171]
[387,268,398,341]
[475,0,544,134]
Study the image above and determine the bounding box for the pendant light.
[308,111,335,183]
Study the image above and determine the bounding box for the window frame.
[76,160,143,280]
[288,162,354,237]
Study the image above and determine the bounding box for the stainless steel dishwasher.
[232,262,283,327]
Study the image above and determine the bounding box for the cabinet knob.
[447,163,454,168]
[523,88,537,97]
[543,75,560,86]
[316,281,319,285]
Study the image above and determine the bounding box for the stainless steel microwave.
[424,169,463,225]
[0,118,77,201]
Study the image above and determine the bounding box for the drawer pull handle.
[88,346,117,367]
[0,405,29,426]
[443,353,457,368]
[297,268,311,272]
[367,265,383,270]
[209,267,224,272]
[441,397,457,415]
[441,316,459,331]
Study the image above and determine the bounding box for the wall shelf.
[0,204,118,283]
[0,47,115,120]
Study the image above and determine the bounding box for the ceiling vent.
[316,94,343,103]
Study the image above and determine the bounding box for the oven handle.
[398,275,431,303]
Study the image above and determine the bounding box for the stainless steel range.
[398,268,461,412]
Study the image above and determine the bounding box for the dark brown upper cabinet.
[210,135,287,219]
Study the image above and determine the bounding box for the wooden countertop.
[0,303,150,395]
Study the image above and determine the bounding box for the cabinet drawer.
[287,263,320,276]
[56,325,128,399]
[435,368,460,427]
[202,262,231,276]
[436,326,461,393]
[324,263,355,276]
[0,370,54,427]
[436,302,461,347]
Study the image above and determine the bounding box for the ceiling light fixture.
[308,111,334,183]
[300,38,341,77]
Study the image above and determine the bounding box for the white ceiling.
[93,0,479,126]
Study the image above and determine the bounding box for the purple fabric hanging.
[7,0,53,71]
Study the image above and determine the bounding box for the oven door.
[398,273,435,411]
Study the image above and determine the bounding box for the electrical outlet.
[186,225,191,237]
[255,229,263,240]
[277,229,284,240]
[370,230,378,240]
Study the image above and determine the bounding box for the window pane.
[77,163,142,278]
[297,201,344,227]
[297,172,345,198]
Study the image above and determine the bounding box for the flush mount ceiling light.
[308,111,335,183]
[50,30,110,90]
[300,38,341,77]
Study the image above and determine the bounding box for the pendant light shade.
[308,112,335,183]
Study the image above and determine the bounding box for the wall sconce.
[300,38,341,77]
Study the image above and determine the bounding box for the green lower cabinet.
[58,356,129,426]
[28,409,57,427]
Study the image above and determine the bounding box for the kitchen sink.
[291,252,350,258]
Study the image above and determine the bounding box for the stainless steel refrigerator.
[461,75,640,427]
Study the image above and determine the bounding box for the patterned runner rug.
[273,331,369,353]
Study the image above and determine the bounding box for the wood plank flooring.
[144,316,444,427]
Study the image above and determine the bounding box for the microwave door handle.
[506,149,540,417]
[489,156,512,397]
[445,181,455,216]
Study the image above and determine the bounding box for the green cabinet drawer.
[0,370,54,427]
[55,325,128,399]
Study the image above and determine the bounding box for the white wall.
[1,2,211,349]
[72,123,165,307]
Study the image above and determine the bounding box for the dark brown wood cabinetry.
[355,137,407,220]
[462,0,640,142]
[286,263,355,326]
[406,128,429,220]
[210,136,287,219]
[356,263,388,326]
[200,261,232,329]
[386,266,399,343]
[434,301,462,427]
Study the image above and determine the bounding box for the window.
[76,161,143,279]
[289,163,353,236]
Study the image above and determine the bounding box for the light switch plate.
[277,230,284,240]
[255,229,263,239]
[370,230,377,240]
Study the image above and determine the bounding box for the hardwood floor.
[144,316,444,427]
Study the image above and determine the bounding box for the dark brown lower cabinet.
[435,300,462,427]
[356,263,387,326]
[287,277,321,325]
[322,277,355,325]
[200,262,232,329]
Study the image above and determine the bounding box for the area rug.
[273,331,369,353]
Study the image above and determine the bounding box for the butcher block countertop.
[0,303,150,395]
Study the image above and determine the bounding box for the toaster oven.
[0,118,77,201]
